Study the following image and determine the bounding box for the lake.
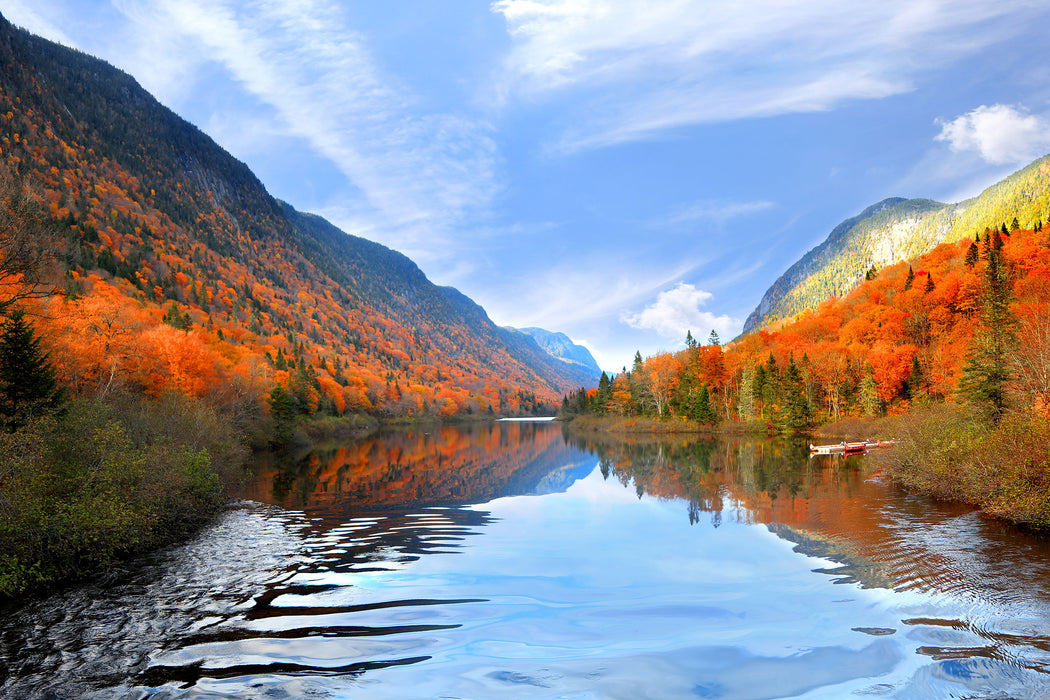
[3,420,1050,698]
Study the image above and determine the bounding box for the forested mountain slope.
[0,13,592,417]
[745,155,1050,331]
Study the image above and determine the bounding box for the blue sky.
[8,1,1050,372]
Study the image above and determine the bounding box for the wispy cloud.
[622,282,740,341]
[112,0,501,256]
[652,199,775,229]
[3,0,77,47]
[935,104,1050,166]
[492,0,1042,154]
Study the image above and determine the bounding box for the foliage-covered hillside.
[745,155,1050,331]
[0,13,592,420]
[568,218,1050,439]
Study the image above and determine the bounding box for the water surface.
[3,421,1050,698]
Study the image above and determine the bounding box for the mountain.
[744,155,1050,332]
[506,327,602,378]
[0,14,593,415]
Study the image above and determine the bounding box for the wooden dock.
[809,439,897,455]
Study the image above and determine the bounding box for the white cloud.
[110,0,500,257]
[622,282,740,341]
[935,104,1050,166]
[492,0,1042,153]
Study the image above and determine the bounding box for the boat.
[809,439,897,455]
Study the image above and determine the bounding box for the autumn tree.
[0,172,56,313]
[641,352,683,416]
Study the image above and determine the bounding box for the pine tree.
[1010,216,1020,231]
[707,329,721,347]
[692,384,717,424]
[267,384,297,445]
[964,241,979,267]
[904,266,914,290]
[924,273,935,293]
[782,355,811,432]
[959,241,1016,423]
[907,355,925,400]
[0,309,64,429]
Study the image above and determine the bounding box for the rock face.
[744,154,1050,333]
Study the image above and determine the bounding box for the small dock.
[810,439,897,455]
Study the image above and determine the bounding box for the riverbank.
[873,406,1050,530]
[0,392,250,601]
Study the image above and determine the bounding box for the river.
[3,420,1050,698]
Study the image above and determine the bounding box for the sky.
[7,1,1050,372]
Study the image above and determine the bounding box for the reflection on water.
[2,422,1050,698]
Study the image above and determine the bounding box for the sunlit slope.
[745,155,1050,332]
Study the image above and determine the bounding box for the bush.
[877,405,1050,528]
[0,393,248,598]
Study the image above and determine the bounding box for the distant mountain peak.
[506,326,602,379]
[743,154,1050,332]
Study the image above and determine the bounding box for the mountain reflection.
[566,430,1050,603]
[244,421,594,514]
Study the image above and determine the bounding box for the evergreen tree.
[162,301,191,331]
[707,329,721,347]
[959,240,1016,422]
[685,330,697,350]
[907,354,925,400]
[924,273,935,293]
[904,266,914,291]
[865,265,878,281]
[0,310,63,429]
[964,241,979,267]
[267,384,297,445]
[692,384,717,424]
[859,372,880,417]
[782,355,811,432]
[595,372,611,414]
[1010,216,1020,231]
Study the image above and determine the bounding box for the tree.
[959,241,1017,422]
[907,354,925,400]
[965,241,979,267]
[691,384,717,424]
[737,365,756,421]
[267,383,298,445]
[904,266,914,291]
[782,355,811,432]
[0,309,64,429]
[707,329,721,347]
[0,173,57,314]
